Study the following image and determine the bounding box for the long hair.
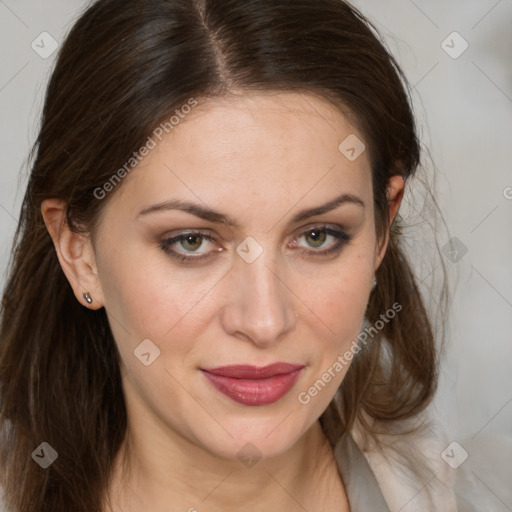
[0,0,449,510]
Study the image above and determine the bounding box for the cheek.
[96,243,218,372]
[96,237,184,330]
[294,262,372,406]
[302,257,372,337]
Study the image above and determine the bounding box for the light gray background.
[1,0,511,509]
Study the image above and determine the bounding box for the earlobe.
[41,199,104,309]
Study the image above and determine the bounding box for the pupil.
[308,230,325,247]
[185,235,201,250]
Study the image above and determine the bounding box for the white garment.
[327,409,459,511]
[332,410,511,511]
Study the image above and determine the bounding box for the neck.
[104,419,337,512]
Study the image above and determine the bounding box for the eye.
[159,231,219,263]
[292,225,352,257]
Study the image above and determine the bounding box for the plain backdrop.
[1,0,511,509]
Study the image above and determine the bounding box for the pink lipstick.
[201,363,304,406]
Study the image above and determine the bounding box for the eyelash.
[159,225,352,264]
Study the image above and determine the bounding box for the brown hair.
[0,0,449,510]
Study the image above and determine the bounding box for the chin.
[188,411,312,463]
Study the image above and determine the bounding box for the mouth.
[201,363,305,406]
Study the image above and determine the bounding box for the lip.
[201,363,305,406]
[202,363,304,379]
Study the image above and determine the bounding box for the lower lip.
[201,368,303,406]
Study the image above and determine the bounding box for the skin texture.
[42,91,404,511]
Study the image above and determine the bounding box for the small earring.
[370,277,377,292]
[83,292,93,304]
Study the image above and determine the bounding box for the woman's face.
[91,91,397,461]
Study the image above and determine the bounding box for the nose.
[220,248,297,348]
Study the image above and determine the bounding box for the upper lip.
[201,363,305,379]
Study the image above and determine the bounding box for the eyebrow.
[136,192,365,227]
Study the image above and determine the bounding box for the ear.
[41,199,104,310]
[374,174,405,270]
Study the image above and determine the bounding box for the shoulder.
[348,411,458,512]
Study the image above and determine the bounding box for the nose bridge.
[223,242,296,346]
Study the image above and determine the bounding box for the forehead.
[107,91,372,222]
